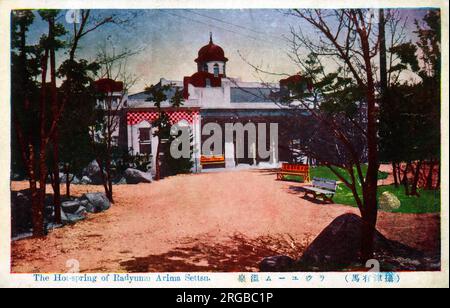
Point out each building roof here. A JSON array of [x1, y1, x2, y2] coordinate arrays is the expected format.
[[95, 78, 124, 93], [230, 87, 276, 103], [195, 34, 228, 63], [280, 74, 313, 91], [128, 86, 182, 105]]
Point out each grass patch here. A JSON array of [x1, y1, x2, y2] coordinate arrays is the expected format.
[[311, 165, 389, 181], [282, 165, 439, 214], [334, 184, 440, 214]]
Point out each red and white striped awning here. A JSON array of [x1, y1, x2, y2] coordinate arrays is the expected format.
[[127, 110, 199, 125]]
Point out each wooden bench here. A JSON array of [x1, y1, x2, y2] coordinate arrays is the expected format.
[[303, 177, 337, 203], [200, 154, 225, 167], [276, 163, 311, 182]]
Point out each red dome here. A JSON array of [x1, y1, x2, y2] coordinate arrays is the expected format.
[[95, 78, 124, 93], [195, 35, 228, 63]]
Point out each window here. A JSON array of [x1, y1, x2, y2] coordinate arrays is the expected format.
[[139, 144, 151, 155], [213, 64, 219, 77], [205, 78, 211, 87], [139, 128, 151, 142], [203, 63, 208, 72], [139, 128, 152, 155]]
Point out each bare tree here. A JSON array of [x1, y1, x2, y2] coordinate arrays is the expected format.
[[261, 9, 412, 261], [49, 9, 136, 223], [90, 46, 138, 202]]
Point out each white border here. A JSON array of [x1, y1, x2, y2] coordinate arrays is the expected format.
[[0, 0, 448, 288]]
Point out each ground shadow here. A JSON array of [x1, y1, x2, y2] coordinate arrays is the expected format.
[[286, 185, 331, 205], [119, 233, 311, 272]]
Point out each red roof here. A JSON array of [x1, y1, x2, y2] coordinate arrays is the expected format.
[[280, 75, 304, 86], [95, 78, 124, 93], [195, 36, 228, 63], [183, 72, 223, 99], [280, 74, 313, 91]]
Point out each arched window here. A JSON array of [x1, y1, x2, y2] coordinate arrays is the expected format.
[[213, 63, 220, 77], [203, 63, 208, 72]]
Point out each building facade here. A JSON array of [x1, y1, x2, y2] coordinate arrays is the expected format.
[[114, 35, 309, 174]]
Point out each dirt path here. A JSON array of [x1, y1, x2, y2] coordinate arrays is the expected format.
[[11, 170, 440, 273]]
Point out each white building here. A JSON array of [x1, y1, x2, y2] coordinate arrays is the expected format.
[[113, 34, 310, 174]]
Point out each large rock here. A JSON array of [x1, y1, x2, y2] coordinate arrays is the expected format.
[[295, 213, 426, 271], [11, 190, 56, 237], [124, 168, 153, 184], [59, 172, 70, 183], [259, 255, 296, 272], [59, 173, 81, 184], [82, 161, 103, 185], [61, 200, 85, 214], [379, 191, 401, 211], [114, 177, 127, 185], [80, 192, 111, 213], [80, 176, 92, 185], [61, 207, 87, 224], [11, 191, 32, 235]]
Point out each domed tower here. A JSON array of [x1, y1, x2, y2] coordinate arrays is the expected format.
[[195, 33, 228, 77]]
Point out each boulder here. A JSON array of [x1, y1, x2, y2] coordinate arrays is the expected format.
[[379, 191, 401, 211], [80, 192, 111, 213], [61, 200, 85, 214], [11, 191, 32, 235], [296, 213, 426, 271], [124, 168, 153, 184], [61, 208, 87, 224], [59, 173, 80, 184], [114, 177, 127, 185], [259, 255, 295, 272], [59, 172, 70, 183], [81, 176, 92, 185], [82, 160, 103, 185]]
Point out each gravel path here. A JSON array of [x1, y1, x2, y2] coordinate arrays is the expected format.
[[11, 169, 440, 273]]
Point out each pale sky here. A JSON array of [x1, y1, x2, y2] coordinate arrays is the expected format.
[[24, 9, 431, 93]]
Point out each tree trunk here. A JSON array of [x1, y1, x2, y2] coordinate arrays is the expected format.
[[410, 160, 423, 196], [392, 162, 399, 187], [36, 147, 48, 237], [396, 162, 402, 186], [32, 45, 49, 237], [49, 16, 62, 224], [426, 160, 436, 190], [402, 162, 411, 195], [437, 162, 441, 189], [65, 164, 71, 198], [29, 144, 45, 237], [96, 158, 113, 202], [105, 156, 114, 202], [359, 22, 380, 262], [106, 109, 114, 202], [360, 203, 378, 263], [52, 136, 62, 223], [155, 135, 161, 181]]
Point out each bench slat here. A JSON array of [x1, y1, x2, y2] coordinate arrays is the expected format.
[[277, 163, 311, 182], [312, 182, 336, 191], [277, 171, 309, 176], [311, 177, 337, 191], [304, 186, 335, 195]]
